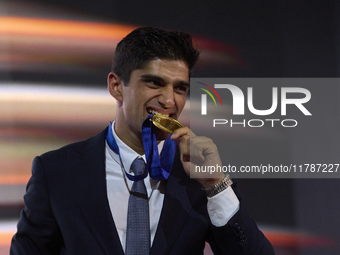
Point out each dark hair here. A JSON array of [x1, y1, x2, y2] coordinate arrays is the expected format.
[[111, 27, 200, 84]]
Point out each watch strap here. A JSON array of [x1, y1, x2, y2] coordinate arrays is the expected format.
[[203, 174, 233, 197]]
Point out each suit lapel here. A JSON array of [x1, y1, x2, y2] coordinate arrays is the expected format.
[[150, 148, 197, 255], [70, 128, 124, 255]]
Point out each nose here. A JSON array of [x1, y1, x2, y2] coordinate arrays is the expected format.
[[159, 86, 175, 109]]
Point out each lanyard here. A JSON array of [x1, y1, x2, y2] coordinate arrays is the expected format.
[[106, 114, 176, 181]]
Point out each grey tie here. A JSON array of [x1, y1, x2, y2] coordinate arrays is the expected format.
[[125, 158, 150, 255]]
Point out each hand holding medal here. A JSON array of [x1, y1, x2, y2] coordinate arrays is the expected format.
[[169, 120, 225, 189]]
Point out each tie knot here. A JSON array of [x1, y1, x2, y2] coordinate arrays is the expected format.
[[130, 157, 146, 176]]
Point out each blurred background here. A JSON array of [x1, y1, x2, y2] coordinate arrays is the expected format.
[[1, 0, 340, 254]]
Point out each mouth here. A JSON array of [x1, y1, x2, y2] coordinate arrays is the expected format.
[[147, 109, 183, 134], [147, 109, 174, 118]]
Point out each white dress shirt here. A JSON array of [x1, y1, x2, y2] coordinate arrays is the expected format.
[[105, 121, 239, 251]]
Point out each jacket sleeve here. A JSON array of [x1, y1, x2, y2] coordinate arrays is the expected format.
[[10, 156, 63, 255], [207, 181, 276, 255]]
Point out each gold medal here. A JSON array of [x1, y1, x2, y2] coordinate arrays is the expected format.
[[150, 115, 183, 133]]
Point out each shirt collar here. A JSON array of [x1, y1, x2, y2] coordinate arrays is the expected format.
[[111, 120, 164, 176]]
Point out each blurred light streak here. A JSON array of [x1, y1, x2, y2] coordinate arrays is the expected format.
[[0, 16, 246, 75], [0, 83, 116, 188], [264, 229, 338, 248], [0, 233, 12, 246], [0, 221, 16, 252], [0, 176, 30, 186], [0, 17, 134, 40], [0, 83, 116, 126]]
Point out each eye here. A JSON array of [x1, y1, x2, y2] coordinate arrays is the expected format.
[[175, 85, 189, 94], [145, 79, 161, 87]]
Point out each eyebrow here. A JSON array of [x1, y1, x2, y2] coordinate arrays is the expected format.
[[140, 74, 190, 87]]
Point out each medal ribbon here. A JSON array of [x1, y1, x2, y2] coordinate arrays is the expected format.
[[106, 114, 176, 181]]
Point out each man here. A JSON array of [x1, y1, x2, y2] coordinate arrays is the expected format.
[[11, 27, 275, 254]]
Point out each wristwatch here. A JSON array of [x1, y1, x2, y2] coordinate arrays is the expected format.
[[204, 174, 233, 197]]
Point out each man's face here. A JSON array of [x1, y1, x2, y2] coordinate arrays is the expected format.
[[113, 59, 190, 142]]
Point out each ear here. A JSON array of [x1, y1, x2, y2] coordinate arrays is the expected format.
[[108, 72, 123, 102]]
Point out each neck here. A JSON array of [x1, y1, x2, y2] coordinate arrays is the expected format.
[[114, 122, 145, 155]]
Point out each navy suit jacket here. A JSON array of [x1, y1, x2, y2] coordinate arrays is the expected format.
[[11, 127, 275, 254]]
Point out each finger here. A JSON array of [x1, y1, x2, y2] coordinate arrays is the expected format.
[[170, 126, 197, 140], [177, 133, 190, 162], [190, 137, 214, 164]]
